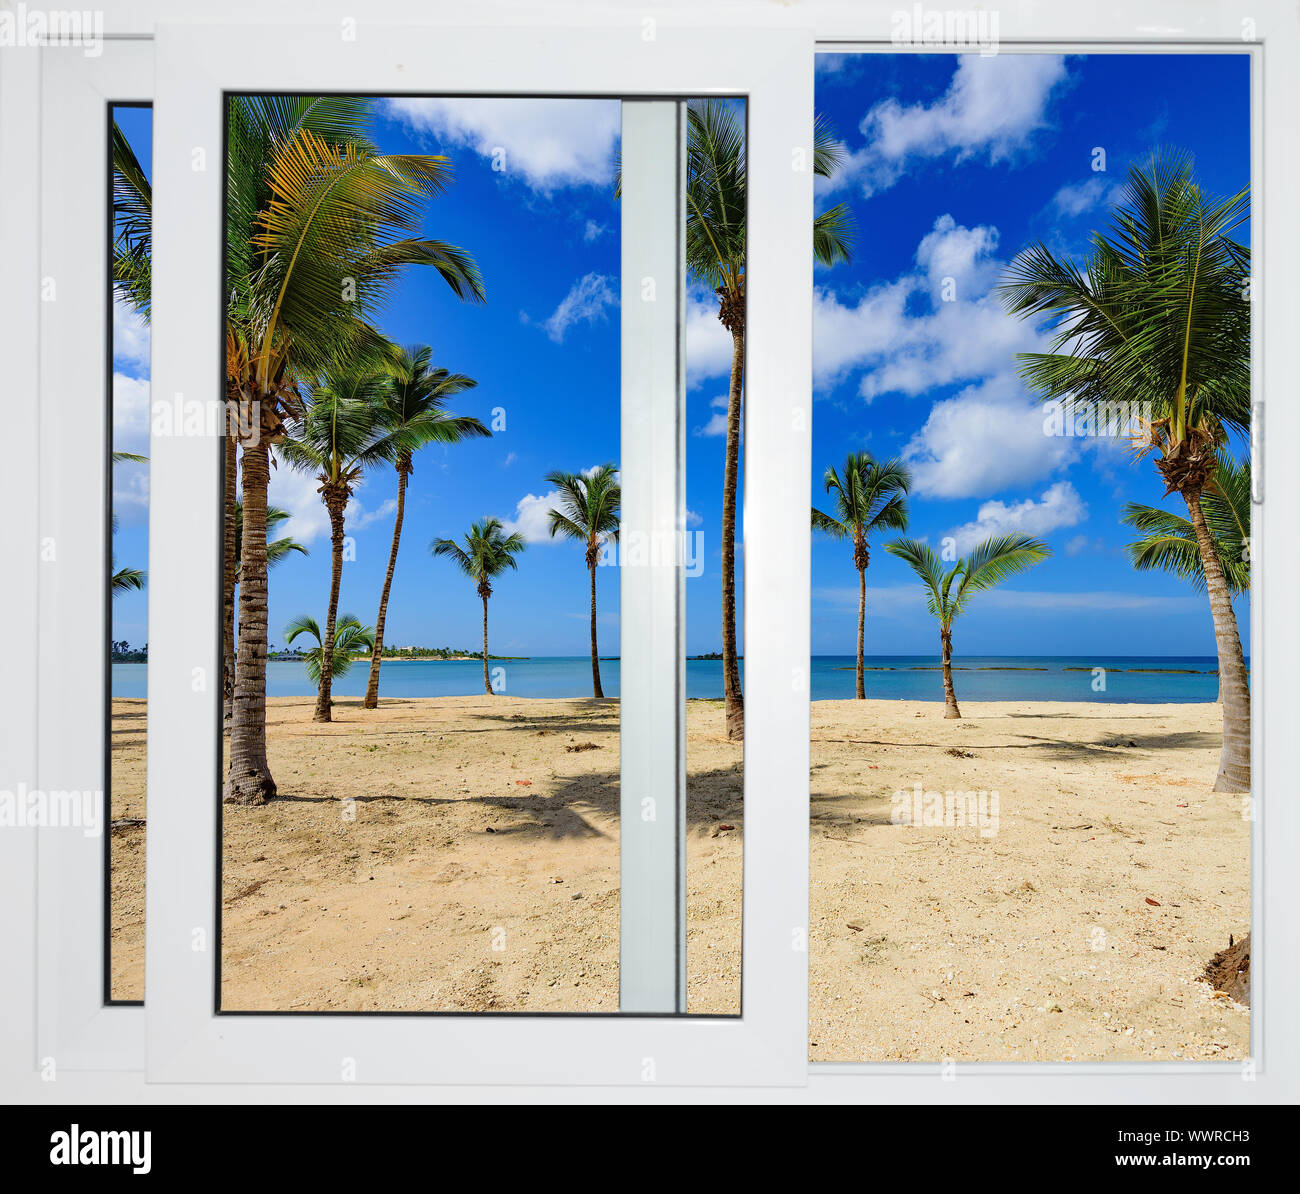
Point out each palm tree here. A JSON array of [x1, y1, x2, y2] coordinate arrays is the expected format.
[[545, 464, 621, 698], [683, 100, 855, 740], [431, 518, 526, 695], [886, 535, 1051, 719], [999, 150, 1251, 791], [112, 564, 145, 594], [1122, 451, 1250, 596], [223, 96, 484, 804], [224, 502, 309, 723], [1123, 451, 1250, 702], [811, 453, 911, 698], [362, 346, 488, 709], [111, 121, 151, 318], [278, 357, 402, 722], [283, 613, 374, 687]]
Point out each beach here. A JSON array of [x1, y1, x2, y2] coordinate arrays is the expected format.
[[109, 694, 1249, 1058]]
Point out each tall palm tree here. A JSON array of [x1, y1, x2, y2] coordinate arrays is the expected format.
[[683, 100, 855, 740], [1123, 450, 1250, 703], [111, 121, 151, 319], [885, 535, 1051, 719], [811, 453, 911, 698], [545, 464, 621, 698], [224, 502, 309, 723], [278, 358, 402, 722], [431, 518, 526, 696], [362, 345, 488, 709], [284, 613, 374, 687], [1122, 450, 1251, 596], [224, 96, 484, 804], [999, 149, 1251, 791]]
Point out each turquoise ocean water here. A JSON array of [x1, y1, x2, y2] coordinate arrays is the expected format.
[[112, 655, 1231, 703]]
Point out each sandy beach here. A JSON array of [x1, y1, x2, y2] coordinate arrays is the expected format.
[[109, 694, 1249, 1059]]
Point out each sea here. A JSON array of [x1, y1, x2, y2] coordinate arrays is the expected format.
[[111, 654, 1232, 703]]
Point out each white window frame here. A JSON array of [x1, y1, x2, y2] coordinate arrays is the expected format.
[[34, 38, 153, 1073], [144, 20, 814, 1086]]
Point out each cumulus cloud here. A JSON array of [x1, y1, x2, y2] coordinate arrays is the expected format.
[[693, 395, 730, 438], [383, 97, 620, 192], [813, 213, 1045, 401], [113, 300, 150, 374], [267, 464, 394, 547], [834, 55, 1069, 197], [902, 374, 1075, 499], [685, 287, 733, 385], [945, 480, 1087, 554], [540, 272, 617, 342], [500, 465, 611, 544], [1052, 175, 1120, 217], [582, 219, 606, 242]]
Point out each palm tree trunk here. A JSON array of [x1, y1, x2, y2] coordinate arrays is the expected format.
[[481, 592, 492, 695], [222, 432, 237, 727], [721, 326, 744, 740], [225, 439, 276, 805], [856, 565, 866, 700], [363, 466, 407, 710], [313, 497, 346, 722], [940, 626, 961, 719], [1184, 488, 1250, 791], [589, 562, 604, 699]]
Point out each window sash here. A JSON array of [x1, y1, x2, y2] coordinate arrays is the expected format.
[[144, 19, 814, 1086], [35, 38, 153, 1072]]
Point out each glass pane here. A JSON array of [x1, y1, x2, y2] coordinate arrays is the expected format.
[[683, 99, 746, 1014], [217, 94, 728, 1013], [810, 51, 1252, 1060], [108, 102, 152, 1004]]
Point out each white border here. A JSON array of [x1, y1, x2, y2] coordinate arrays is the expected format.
[[145, 20, 813, 1085], [34, 39, 152, 1073]]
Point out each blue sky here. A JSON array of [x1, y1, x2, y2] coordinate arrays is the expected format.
[[809, 51, 1250, 657], [112, 54, 1251, 659]]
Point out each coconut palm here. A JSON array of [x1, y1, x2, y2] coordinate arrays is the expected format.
[[431, 518, 526, 696], [885, 535, 1051, 719], [278, 357, 403, 722], [362, 346, 488, 709], [112, 565, 145, 594], [224, 503, 308, 723], [111, 120, 151, 319], [283, 613, 374, 687], [812, 453, 911, 698], [683, 100, 855, 740], [224, 96, 484, 804], [1122, 451, 1251, 596], [545, 464, 621, 698], [999, 149, 1251, 790]]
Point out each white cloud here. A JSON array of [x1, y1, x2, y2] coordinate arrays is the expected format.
[[583, 219, 606, 242], [686, 509, 703, 528], [113, 300, 150, 374], [267, 464, 394, 547], [945, 481, 1086, 554], [902, 374, 1076, 499], [541, 272, 617, 342], [812, 214, 1044, 400], [1052, 176, 1119, 217], [383, 97, 620, 192], [346, 498, 397, 533], [836, 55, 1069, 197], [500, 490, 559, 543], [686, 287, 734, 386], [112, 373, 151, 457], [693, 395, 730, 438]]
